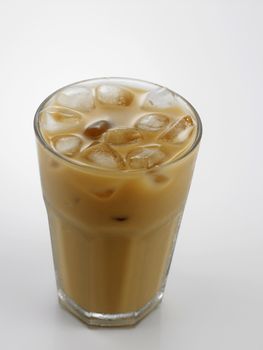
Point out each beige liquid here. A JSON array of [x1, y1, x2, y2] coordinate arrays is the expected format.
[[36, 79, 200, 314]]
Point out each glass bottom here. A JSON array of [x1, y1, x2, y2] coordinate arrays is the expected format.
[[58, 288, 164, 327]]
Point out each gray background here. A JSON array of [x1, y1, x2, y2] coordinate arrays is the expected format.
[[0, 0, 262, 349]]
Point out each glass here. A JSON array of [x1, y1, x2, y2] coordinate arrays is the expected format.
[[34, 78, 202, 326]]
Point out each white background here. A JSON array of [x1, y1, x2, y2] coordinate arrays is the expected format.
[[0, 0, 262, 349]]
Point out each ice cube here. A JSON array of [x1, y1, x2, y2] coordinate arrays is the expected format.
[[84, 120, 111, 139], [147, 170, 170, 185], [49, 159, 60, 168], [96, 85, 134, 106], [56, 85, 94, 112], [151, 173, 169, 183], [81, 143, 125, 169], [127, 146, 167, 169], [159, 115, 194, 143], [53, 135, 82, 156], [135, 113, 170, 131], [104, 128, 142, 145], [143, 87, 177, 109], [41, 107, 82, 133], [92, 189, 116, 199]]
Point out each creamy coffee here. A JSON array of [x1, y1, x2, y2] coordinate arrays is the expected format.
[[35, 78, 201, 326]]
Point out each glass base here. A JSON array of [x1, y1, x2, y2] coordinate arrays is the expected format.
[[58, 289, 164, 327]]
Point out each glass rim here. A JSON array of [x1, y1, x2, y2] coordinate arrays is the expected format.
[[34, 77, 203, 175]]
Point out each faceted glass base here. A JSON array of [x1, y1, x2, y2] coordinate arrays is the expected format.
[[58, 289, 164, 327]]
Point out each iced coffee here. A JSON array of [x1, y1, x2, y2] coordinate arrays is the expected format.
[[34, 78, 202, 326]]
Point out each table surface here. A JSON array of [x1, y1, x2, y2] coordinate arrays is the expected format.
[[1, 0, 262, 349]]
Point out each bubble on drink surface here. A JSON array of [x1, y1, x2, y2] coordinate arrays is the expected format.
[[159, 115, 195, 143], [143, 87, 178, 109], [96, 85, 134, 106], [41, 107, 82, 133], [127, 145, 167, 169], [56, 85, 95, 112], [53, 135, 82, 156], [135, 113, 170, 132], [81, 143, 125, 169], [84, 120, 112, 139], [104, 128, 142, 145]]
